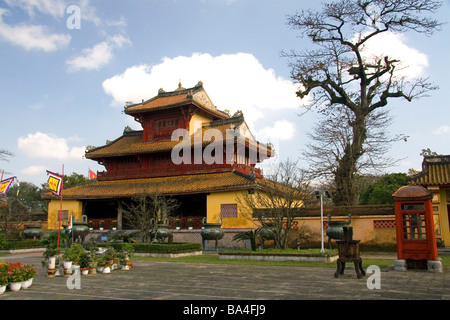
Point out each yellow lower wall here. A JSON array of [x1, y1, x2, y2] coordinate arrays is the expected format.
[[207, 191, 254, 229], [292, 215, 396, 246], [206, 191, 397, 245], [47, 199, 83, 230], [45, 194, 420, 247], [437, 188, 450, 246]]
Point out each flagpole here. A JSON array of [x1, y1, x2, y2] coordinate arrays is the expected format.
[[57, 164, 64, 250]]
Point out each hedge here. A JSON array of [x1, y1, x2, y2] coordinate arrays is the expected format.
[[98, 242, 201, 253], [2, 239, 42, 250]]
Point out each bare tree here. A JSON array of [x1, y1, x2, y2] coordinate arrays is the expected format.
[[238, 159, 313, 249], [121, 191, 179, 243], [303, 105, 407, 204], [0, 149, 14, 163], [283, 0, 442, 205]]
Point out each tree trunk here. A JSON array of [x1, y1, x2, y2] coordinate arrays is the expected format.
[[333, 116, 367, 206]]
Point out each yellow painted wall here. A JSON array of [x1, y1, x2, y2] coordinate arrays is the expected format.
[[189, 111, 213, 135], [437, 188, 450, 246], [290, 215, 396, 246], [206, 190, 254, 229], [47, 199, 83, 230]]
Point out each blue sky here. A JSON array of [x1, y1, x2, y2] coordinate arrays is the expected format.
[[0, 0, 449, 187]]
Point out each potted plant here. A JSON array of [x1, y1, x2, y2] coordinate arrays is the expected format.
[[40, 230, 65, 272], [88, 221, 94, 231], [96, 255, 106, 273], [99, 220, 104, 230], [70, 243, 87, 267], [101, 246, 116, 273], [86, 240, 99, 274], [118, 243, 135, 270], [62, 246, 74, 270], [188, 218, 193, 230], [79, 254, 90, 275], [21, 264, 37, 289], [7, 262, 26, 292], [0, 263, 9, 295], [112, 220, 117, 230], [175, 218, 181, 230]]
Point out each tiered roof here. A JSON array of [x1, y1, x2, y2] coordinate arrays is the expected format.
[[52, 82, 276, 200], [124, 81, 229, 119], [42, 171, 259, 200]]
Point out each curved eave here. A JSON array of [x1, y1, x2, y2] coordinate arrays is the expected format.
[[41, 172, 258, 200]]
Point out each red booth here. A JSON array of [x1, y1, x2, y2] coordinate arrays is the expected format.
[[392, 185, 441, 271]]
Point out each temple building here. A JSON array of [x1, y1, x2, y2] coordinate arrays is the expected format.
[[410, 154, 450, 247], [43, 81, 274, 234]]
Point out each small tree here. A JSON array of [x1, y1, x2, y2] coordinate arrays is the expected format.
[[121, 190, 178, 243], [238, 159, 313, 249], [232, 228, 263, 251]]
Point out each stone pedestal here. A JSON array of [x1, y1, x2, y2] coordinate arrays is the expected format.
[[394, 258, 443, 272], [394, 259, 407, 271], [427, 259, 443, 273]]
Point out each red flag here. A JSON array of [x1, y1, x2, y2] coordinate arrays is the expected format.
[[68, 214, 73, 230], [89, 169, 97, 180]]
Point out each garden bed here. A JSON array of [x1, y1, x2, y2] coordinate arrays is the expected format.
[[219, 249, 339, 263]]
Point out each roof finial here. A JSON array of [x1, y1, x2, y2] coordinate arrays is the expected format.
[[176, 80, 185, 91]]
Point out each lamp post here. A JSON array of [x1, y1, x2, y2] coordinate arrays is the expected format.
[[315, 190, 332, 253]]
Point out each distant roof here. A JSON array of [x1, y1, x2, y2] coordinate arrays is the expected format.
[[124, 81, 229, 119], [410, 155, 450, 186], [42, 171, 259, 200]]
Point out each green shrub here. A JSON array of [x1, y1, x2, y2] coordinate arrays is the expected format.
[[98, 242, 201, 253], [2, 239, 42, 250], [0, 233, 7, 249]]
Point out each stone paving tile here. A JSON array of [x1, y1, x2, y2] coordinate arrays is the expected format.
[[1, 253, 449, 303]]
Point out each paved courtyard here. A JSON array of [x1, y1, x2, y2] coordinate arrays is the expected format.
[[1, 252, 449, 303]]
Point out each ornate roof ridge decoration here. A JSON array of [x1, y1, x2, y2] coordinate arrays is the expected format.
[[125, 84, 228, 120], [122, 81, 203, 110], [123, 81, 228, 119], [422, 155, 450, 165], [158, 80, 201, 97], [203, 112, 244, 128], [410, 154, 450, 186]]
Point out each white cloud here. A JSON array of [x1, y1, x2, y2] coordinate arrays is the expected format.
[[0, 8, 70, 52], [21, 165, 47, 176], [432, 125, 450, 136], [256, 120, 296, 142], [66, 34, 131, 72], [17, 132, 85, 160], [4, 0, 67, 18], [102, 52, 307, 131], [359, 31, 429, 79]]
